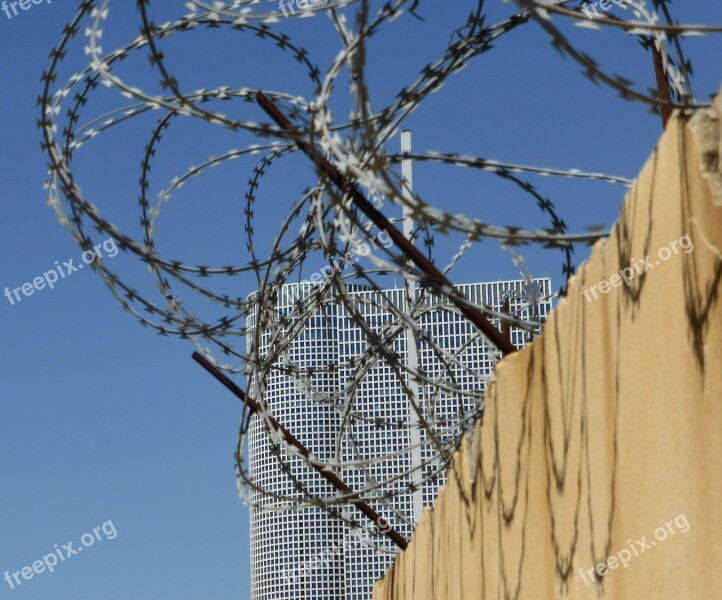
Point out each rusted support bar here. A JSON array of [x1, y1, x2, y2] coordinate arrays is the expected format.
[[192, 351, 409, 550]]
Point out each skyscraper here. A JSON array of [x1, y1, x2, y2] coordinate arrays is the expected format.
[[247, 278, 552, 599]]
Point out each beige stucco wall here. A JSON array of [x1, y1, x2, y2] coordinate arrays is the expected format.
[[374, 96, 722, 599]]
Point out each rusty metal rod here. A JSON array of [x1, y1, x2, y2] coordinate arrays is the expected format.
[[501, 298, 512, 346], [652, 46, 673, 128], [255, 91, 517, 357], [192, 351, 409, 550]]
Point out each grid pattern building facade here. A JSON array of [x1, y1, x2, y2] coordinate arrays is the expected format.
[[247, 279, 552, 600]]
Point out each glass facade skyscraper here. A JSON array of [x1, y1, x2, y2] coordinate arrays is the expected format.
[[247, 278, 552, 600]]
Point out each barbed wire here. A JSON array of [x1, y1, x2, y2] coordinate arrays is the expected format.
[[39, 0, 720, 551]]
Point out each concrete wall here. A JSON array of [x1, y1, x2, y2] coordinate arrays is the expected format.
[[374, 95, 722, 600]]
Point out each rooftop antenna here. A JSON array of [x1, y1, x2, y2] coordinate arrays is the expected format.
[[401, 130, 424, 525]]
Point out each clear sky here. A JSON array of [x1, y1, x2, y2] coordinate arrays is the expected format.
[[1, 2, 722, 599]]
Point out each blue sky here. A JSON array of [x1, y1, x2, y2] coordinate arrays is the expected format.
[[1, 2, 722, 598]]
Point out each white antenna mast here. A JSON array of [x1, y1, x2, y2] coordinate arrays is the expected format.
[[401, 130, 424, 525]]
